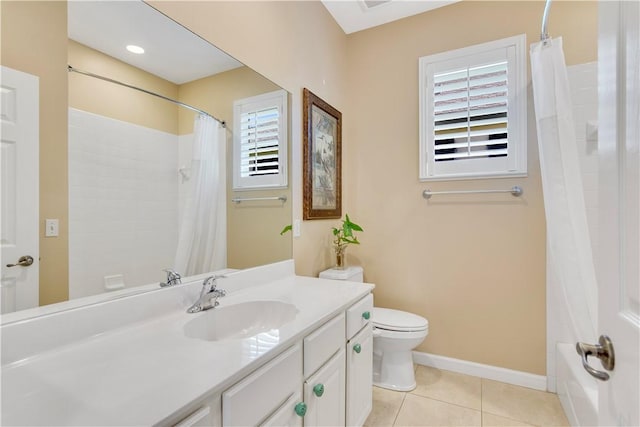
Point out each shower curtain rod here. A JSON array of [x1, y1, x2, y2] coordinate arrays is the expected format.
[[68, 65, 226, 128], [540, 0, 552, 41]]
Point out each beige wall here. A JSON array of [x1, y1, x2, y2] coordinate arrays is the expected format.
[[68, 40, 179, 134], [345, 0, 597, 375], [178, 67, 291, 268], [1, 1, 69, 306]]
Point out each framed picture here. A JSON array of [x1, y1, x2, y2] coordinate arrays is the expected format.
[[303, 88, 342, 220]]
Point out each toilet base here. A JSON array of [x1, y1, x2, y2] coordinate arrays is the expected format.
[[372, 349, 417, 392], [373, 380, 416, 392]]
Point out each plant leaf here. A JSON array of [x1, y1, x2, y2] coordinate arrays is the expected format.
[[280, 225, 292, 235], [349, 222, 363, 232]]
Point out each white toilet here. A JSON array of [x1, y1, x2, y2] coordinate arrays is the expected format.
[[319, 266, 429, 392]]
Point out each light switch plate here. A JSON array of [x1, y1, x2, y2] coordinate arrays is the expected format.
[[45, 219, 59, 237]]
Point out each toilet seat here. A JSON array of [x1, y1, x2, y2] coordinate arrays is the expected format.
[[372, 307, 428, 332], [372, 327, 428, 340]]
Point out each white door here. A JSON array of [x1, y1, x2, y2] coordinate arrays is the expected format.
[[596, 1, 640, 426], [0, 66, 39, 313]]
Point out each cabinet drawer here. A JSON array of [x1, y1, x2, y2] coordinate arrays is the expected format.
[[223, 343, 302, 426], [346, 294, 373, 340], [303, 313, 345, 378]]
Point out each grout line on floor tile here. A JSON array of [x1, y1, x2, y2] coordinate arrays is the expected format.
[[481, 409, 540, 427], [391, 392, 407, 426], [480, 377, 484, 419], [409, 391, 483, 413]]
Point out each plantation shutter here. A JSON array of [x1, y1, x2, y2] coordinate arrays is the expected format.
[[233, 90, 288, 189], [433, 61, 508, 162], [239, 106, 280, 177], [419, 35, 526, 180]]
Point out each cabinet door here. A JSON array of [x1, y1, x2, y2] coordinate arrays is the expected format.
[[346, 326, 373, 427], [260, 392, 303, 427], [303, 348, 346, 427]]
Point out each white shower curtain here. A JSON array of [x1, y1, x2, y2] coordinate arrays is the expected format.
[[174, 114, 226, 276], [530, 37, 597, 342]]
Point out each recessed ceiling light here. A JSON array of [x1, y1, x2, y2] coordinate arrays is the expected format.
[[360, 0, 392, 11], [126, 45, 145, 54]]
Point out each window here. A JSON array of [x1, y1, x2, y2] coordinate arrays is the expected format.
[[233, 89, 288, 189], [419, 35, 527, 181]]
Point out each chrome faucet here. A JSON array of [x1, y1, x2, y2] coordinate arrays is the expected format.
[[187, 275, 227, 313], [160, 269, 182, 287]]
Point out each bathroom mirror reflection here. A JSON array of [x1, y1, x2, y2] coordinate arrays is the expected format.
[[0, 0, 292, 316]]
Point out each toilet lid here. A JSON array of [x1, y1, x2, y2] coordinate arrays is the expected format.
[[373, 307, 428, 332]]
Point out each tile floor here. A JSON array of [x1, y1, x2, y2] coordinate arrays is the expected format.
[[364, 365, 570, 427]]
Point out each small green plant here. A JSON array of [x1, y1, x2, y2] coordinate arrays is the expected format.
[[332, 214, 363, 269], [332, 214, 363, 250], [280, 224, 292, 236]]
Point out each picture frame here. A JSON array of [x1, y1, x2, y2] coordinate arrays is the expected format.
[[302, 88, 342, 220]]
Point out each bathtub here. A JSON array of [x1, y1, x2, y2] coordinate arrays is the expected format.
[[556, 343, 598, 426]]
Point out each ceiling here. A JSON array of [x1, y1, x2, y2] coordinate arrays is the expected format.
[[68, 1, 243, 85], [322, 0, 460, 34]]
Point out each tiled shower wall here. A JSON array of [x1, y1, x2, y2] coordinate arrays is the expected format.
[[68, 109, 179, 299], [546, 61, 598, 390]]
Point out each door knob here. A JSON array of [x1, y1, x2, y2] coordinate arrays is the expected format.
[[576, 335, 615, 381], [6, 255, 34, 268]]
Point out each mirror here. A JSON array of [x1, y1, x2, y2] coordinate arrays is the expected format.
[[0, 0, 292, 317]]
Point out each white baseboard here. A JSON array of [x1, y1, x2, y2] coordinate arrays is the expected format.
[[413, 351, 548, 391]]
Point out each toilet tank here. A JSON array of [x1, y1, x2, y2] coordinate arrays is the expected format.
[[319, 266, 363, 282]]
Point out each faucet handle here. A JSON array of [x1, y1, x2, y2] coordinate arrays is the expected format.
[[203, 274, 226, 286], [164, 269, 181, 279], [160, 269, 182, 287]]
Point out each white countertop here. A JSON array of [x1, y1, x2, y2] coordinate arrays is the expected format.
[[1, 266, 373, 426]]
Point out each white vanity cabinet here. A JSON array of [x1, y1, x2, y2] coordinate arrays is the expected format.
[[345, 294, 374, 427], [200, 295, 373, 427]]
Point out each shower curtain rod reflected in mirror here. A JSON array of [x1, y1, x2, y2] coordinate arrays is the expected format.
[[67, 65, 226, 127]]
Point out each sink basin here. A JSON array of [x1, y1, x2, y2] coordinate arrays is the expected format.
[[183, 300, 298, 341]]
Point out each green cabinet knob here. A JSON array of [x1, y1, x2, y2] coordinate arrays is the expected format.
[[353, 343, 362, 354], [362, 311, 371, 320], [313, 383, 325, 397], [294, 402, 307, 417]]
